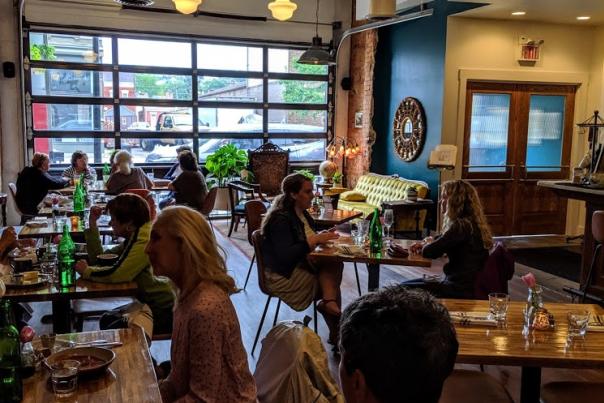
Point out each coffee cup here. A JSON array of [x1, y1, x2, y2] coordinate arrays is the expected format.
[[11, 257, 34, 273], [97, 253, 119, 266]]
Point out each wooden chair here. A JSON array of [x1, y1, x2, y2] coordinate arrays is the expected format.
[[8, 182, 32, 225], [439, 369, 513, 403], [581, 210, 604, 303], [124, 189, 157, 220], [248, 142, 289, 198], [541, 381, 604, 403], [250, 230, 317, 356], [243, 200, 268, 290], [199, 186, 218, 234], [227, 180, 269, 237]]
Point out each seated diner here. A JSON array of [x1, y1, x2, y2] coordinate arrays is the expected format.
[[61, 150, 97, 184], [167, 150, 208, 211], [105, 150, 153, 195]]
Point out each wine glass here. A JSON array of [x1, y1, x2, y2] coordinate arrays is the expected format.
[[383, 209, 394, 242]]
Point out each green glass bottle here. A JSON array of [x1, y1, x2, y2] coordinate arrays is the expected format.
[[58, 224, 76, 288], [0, 299, 23, 403], [369, 208, 383, 256], [73, 178, 85, 214], [103, 163, 111, 184]]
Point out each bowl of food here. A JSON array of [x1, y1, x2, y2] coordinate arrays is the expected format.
[[96, 253, 119, 266], [45, 347, 115, 377]]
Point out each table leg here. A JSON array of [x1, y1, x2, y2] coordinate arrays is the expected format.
[[1, 203, 6, 227], [415, 210, 421, 239], [367, 263, 380, 292], [520, 366, 541, 403], [52, 299, 72, 334]]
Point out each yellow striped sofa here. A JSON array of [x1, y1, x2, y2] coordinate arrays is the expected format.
[[337, 173, 430, 232]]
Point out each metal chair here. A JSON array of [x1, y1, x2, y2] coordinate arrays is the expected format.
[[250, 230, 317, 356], [243, 200, 267, 290], [248, 142, 289, 198], [581, 210, 604, 303], [227, 180, 268, 237]]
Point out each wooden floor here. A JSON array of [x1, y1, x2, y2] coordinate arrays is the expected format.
[[26, 219, 604, 402]]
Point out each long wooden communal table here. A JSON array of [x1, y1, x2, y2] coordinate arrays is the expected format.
[[23, 328, 161, 402], [309, 238, 431, 292], [441, 299, 604, 403], [4, 278, 137, 334], [59, 180, 169, 195], [18, 219, 113, 239]]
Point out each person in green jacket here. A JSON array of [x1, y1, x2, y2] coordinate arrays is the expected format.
[[75, 193, 175, 335]]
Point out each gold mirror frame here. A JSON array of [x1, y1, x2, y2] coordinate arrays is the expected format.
[[393, 97, 426, 162]]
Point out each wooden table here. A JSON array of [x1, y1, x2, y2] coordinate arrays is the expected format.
[[23, 328, 161, 402], [381, 198, 435, 239], [310, 238, 431, 291], [309, 209, 363, 228], [60, 180, 169, 195], [4, 278, 137, 333], [18, 219, 113, 239], [441, 299, 604, 403]]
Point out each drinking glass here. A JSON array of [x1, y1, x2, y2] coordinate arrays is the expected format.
[[567, 310, 590, 338], [355, 221, 369, 244], [383, 209, 394, 241], [488, 293, 509, 322], [51, 360, 80, 397], [351, 230, 364, 246]]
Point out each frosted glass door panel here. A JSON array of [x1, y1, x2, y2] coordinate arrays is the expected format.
[[525, 95, 565, 172]]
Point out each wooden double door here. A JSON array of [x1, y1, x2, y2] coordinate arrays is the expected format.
[[462, 81, 576, 236]]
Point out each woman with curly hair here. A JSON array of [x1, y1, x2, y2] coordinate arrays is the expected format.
[[405, 180, 493, 298]]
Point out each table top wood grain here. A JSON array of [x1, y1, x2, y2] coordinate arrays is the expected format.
[[310, 237, 431, 267], [18, 219, 113, 238], [441, 299, 604, 368], [308, 209, 363, 227], [60, 180, 169, 195], [23, 328, 162, 403], [4, 277, 137, 303]]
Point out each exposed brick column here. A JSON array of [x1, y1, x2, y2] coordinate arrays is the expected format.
[[345, 27, 378, 188]]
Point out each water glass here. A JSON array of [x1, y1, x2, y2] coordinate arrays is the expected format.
[[567, 310, 590, 338], [51, 360, 80, 397], [488, 293, 509, 322], [351, 230, 364, 246]]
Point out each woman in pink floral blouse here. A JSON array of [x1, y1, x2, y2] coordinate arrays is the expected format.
[[145, 206, 256, 403]]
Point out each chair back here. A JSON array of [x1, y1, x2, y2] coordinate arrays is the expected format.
[[245, 200, 267, 246], [200, 186, 218, 217], [248, 142, 289, 197], [8, 183, 22, 215], [252, 230, 271, 295], [593, 211, 604, 244], [125, 189, 156, 220], [474, 242, 515, 300]]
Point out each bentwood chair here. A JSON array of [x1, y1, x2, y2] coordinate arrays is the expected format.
[[227, 180, 269, 237], [243, 200, 267, 290], [250, 230, 317, 356], [540, 381, 604, 403], [124, 189, 157, 220], [581, 210, 604, 303], [199, 186, 218, 234]]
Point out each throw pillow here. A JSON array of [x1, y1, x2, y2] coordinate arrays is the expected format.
[[340, 191, 367, 202]]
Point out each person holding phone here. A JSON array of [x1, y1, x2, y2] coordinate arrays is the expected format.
[[261, 173, 343, 346]]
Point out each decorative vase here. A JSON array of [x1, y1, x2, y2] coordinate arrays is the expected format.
[[523, 286, 544, 331], [319, 160, 337, 183]]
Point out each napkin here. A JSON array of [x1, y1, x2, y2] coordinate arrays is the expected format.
[[588, 315, 604, 332], [449, 311, 498, 327], [336, 244, 365, 257]]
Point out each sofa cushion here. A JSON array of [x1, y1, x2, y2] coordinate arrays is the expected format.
[[339, 190, 367, 202]]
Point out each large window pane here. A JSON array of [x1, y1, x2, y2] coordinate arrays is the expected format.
[[34, 137, 113, 164], [268, 79, 327, 104], [272, 138, 326, 161], [268, 109, 326, 133], [29, 33, 112, 64], [118, 39, 191, 68], [31, 68, 112, 97], [33, 103, 114, 131], [199, 108, 262, 131], [526, 95, 565, 172], [198, 138, 262, 161], [197, 44, 262, 72], [124, 138, 193, 163], [198, 76, 262, 102], [268, 48, 328, 75], [121, 107, 194, 132], [468, 93, 510, 172], [120, 73, 192, 100]]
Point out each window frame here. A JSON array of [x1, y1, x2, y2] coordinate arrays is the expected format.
[[24, 26, 333, 166]]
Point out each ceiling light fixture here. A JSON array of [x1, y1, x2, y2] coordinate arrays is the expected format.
[[577, 16, 591, 20], [298, 0, 333, 65], [173, 0, 201, 15], [268, 0, 297, 21], [511, 11, 526, 16]]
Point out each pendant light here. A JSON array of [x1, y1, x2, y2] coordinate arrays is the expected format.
[[268, 0, 297, 21], [173, 0, 201, 14], [298, 0, 333, 65]]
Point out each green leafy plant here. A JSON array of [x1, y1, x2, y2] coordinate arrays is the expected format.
[[332, 171, 343, 184], [205, 143, 248, 187], [30, 44, 56, 61], [295, 169, 315, 181]]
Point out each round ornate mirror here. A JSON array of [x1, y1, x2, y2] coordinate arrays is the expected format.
[[393, 97, 426, 162]]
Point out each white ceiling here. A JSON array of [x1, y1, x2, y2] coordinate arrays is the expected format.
[[452, 0, 604, 26]]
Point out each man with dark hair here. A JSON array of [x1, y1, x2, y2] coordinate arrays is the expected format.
[[168, 151, 208, 211], [163, 145, 194, 180], [339, 286, 458, 403]]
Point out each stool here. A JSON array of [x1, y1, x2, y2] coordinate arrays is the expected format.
[[581, 210, 604, 303], [0, 193, 7, 226], [439, 369, 513, 403], [541, 381, 604, 403]]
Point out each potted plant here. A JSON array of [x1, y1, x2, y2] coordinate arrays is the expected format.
[[205, 143, 248, 210], [332, 171, 343, 187]]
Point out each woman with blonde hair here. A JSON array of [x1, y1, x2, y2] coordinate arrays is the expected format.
[[106, 150, 153, 194], [405, 180, 493, 298], [145, 206, 256, 403]]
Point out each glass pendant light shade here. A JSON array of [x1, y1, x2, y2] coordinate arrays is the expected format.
[[173, 0, 201, 14], [268, 0, 297, 21], [298, 37, 333, 65]]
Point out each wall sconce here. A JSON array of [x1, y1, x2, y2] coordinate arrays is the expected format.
[[173, 0, 201, 14], [268, 0, 297, 21]]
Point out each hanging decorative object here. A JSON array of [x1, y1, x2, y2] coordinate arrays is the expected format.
[[268, 0, 297, 21], [172, 0, 201, 14], [298, 0, 333, 65], [393, 97, 426, 162]]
